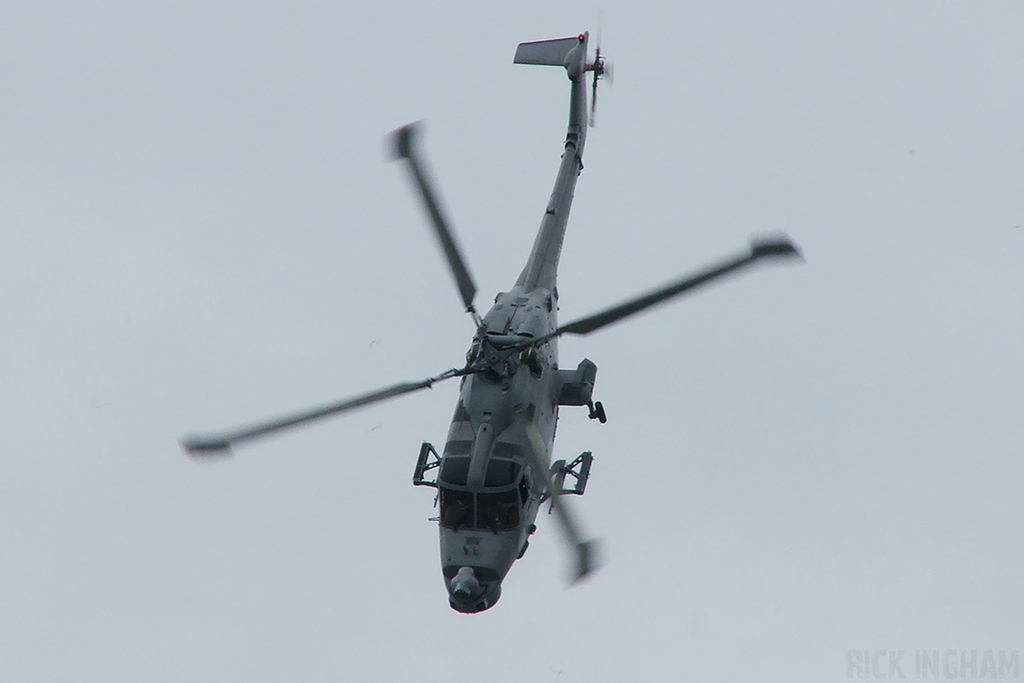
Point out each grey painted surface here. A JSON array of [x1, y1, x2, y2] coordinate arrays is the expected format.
[[2, 2, 1023, 681]]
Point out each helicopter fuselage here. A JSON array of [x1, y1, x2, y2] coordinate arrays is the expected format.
[[430, 35, 594, 613], [436, 286, 561, 612]]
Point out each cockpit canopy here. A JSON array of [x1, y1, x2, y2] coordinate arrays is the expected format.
[[439, 456, 521, 487], [437, 440, 530, 532], [438, 454, 529, 533], [440, 488, 521, 532]]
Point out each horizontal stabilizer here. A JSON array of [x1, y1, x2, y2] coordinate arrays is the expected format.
[[514, 36, 581, 66]]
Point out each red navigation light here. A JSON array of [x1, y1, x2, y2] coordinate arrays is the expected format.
[[578, 34, 585, 42]]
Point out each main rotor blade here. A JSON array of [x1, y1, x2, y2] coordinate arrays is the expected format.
[[388, 122, 478, 315], [555, 235, 801, 338], [514, 414, 599, 585], [180, 367, 468, 457]]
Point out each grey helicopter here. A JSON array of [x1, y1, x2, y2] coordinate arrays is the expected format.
[[181, 32, 801, 613]]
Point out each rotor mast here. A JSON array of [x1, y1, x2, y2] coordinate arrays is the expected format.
[[516, 33, 592, 294]]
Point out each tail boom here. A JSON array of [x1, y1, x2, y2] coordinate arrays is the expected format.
[[514, 32, 591, 293]]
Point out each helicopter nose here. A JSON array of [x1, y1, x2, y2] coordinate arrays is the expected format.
[[449, 566, 481, 599]]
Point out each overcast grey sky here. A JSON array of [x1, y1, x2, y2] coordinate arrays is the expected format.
[[2, 1, 1023, 681]]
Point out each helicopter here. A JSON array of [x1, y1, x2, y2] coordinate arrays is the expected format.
[[181, 32, 802, 613]]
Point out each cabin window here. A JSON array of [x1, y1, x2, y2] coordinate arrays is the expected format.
[[519, 475, 531, 508], [440, 488, 474, 531], [439, 457, 471, 486], [477, 490, 520, 531], [484, 458, 520, 487]]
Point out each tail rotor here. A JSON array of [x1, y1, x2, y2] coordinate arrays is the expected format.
[[588, 43, 613, 127]]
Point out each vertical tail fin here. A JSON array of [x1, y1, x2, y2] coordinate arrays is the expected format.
[[513, 35, 584, 67]]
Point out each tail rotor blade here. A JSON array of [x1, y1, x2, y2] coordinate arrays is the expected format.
[[588, 28, 612, 128], [388, 122, 479, 318], [180, 367, 469, 456]]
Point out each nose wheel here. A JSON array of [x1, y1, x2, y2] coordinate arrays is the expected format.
[[587, 400, 607, 423]]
